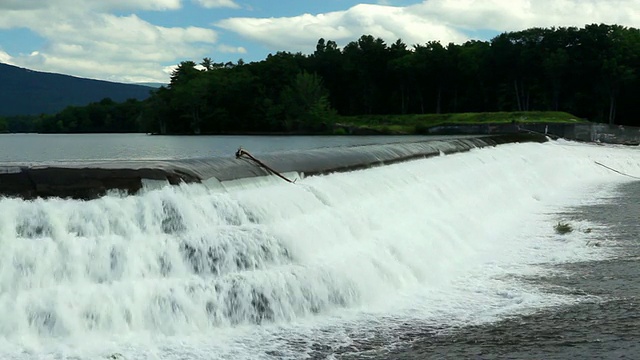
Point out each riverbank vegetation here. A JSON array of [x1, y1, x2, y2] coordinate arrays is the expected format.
[[2, 24, 638, 134], [340, 111, 584, 134]]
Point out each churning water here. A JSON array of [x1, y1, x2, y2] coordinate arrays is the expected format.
[[1, 140, 639, 359]]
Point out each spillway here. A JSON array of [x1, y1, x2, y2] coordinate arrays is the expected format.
[[0, 134, 545, 199], [1, 139, 639, 359]]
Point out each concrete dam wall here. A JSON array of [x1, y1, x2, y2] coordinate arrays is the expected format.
[[427, 122, 640, 145], [0, 133, 547, 200]]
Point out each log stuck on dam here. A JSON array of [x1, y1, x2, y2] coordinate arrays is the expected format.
[[0, 133, 547, 200]]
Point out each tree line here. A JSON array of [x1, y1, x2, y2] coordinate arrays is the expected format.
[[2, 24, 639, 134]]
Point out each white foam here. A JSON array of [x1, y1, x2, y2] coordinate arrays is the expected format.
[[0, 140, 638, 359]]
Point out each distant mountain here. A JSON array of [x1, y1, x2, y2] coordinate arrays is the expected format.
[[135, 82, 166, 88], [0, 63, 154, 116]]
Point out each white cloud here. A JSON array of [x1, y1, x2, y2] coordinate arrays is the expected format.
[[0, 2, 219, 83], [1, 0, 638, 83], [0, 0, 183, 12], [0, 50, 14, 64], [0, 0, 46, 11], [21, 52, 170, 83], [0, 0, 243, 12], [217, 44, 248, 53], [217, 4, 468, 53], [412, 0, 640, 31], [193, 0, 240, 9], [90, 0, 183, 11], [218, 0, 640, 56]]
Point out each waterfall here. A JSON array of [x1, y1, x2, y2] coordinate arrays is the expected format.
[[1, 140, 638, 358]]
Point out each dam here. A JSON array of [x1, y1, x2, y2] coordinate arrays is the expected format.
[[1, 134, 639, 359], [0, 133, 546, 199]]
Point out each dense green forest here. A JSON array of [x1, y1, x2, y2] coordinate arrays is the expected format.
[[2, 24, 639, 134]]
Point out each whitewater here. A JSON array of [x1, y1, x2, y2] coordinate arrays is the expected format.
[[0, 139, 639, 359]]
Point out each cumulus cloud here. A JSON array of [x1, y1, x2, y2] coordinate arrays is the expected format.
[[218, 0, 640, 55], [217, 44, 248, 53], [0, 0, 183, 12], [0, 1, 221, 82], [217, 4, 468, 53], [193, 0, 240, 9], [1, 0, 639, 83], [0, 0, 46, 11], [0, 50, 14, 64], [413, 0, 640, 31], [95, 0, 183, 11]]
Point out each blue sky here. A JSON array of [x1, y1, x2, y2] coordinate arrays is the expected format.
[[0, 0, 638, 84]]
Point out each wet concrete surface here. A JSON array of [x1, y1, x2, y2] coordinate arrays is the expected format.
[[0, 134, 546, 199]]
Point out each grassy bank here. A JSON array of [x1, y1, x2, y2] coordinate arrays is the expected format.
[[335, 111, 586, 134]]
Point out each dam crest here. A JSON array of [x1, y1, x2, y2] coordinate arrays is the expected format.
[[0, 134, 547, 199]]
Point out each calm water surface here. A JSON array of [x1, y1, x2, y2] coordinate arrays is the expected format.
[[0, 133, 438, 162]]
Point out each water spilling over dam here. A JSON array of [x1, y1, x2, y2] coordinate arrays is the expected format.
[[0, 134, 545, 199], [1, 136, 639, 359]]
